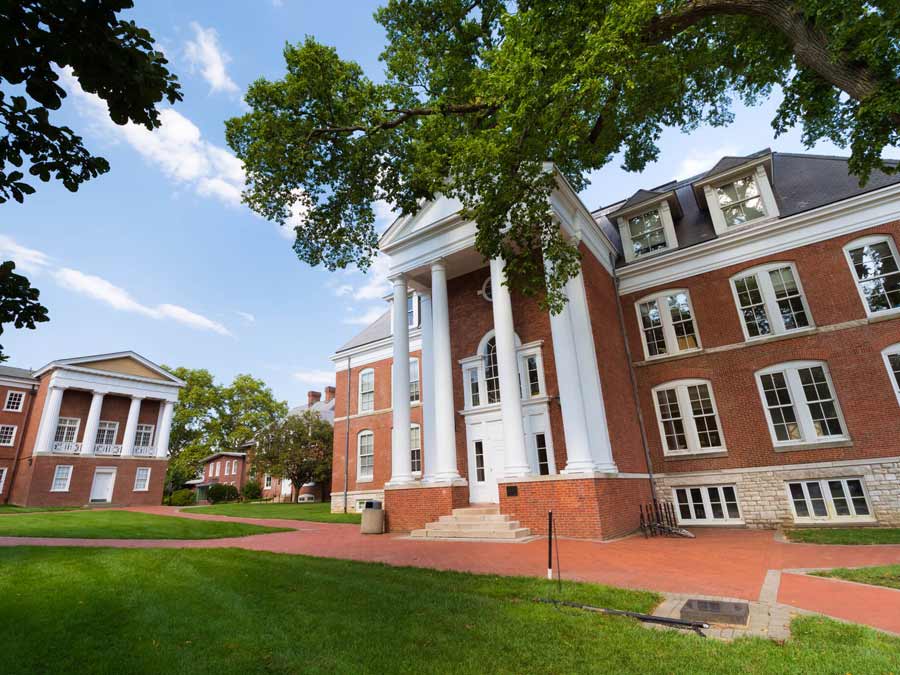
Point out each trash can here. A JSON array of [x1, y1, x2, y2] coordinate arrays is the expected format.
[[360, 500, 384, 534]]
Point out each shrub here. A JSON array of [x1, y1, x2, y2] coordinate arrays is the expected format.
[[242, 480, 262, 501], [208, 483, 239, 504], [169, 489, 195, 507]]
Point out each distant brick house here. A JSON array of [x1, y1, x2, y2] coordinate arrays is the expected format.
[[329, 149, 900, 539], [0, 351, 183, 507], [193, 388, 336, 502]]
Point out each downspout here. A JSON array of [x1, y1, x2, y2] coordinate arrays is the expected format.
[[343, 355, 351, 514], [610, 252, 657, 497], [5, 383, 38, 504]]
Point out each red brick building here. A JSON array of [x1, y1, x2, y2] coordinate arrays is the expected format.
[[329, 150, 900, 539], [0, 352, 183, 507]]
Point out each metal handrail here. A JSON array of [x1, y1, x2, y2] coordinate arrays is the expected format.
[[51, 441, 81, 454]]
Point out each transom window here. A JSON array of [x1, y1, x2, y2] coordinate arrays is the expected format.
[[715, 174, 766, 227], [674, 485, 741, 524], [134, 467, 151, 492], [884, 344, 900, 405], [357, 431, 374, 481], [95, 421, 118, 445], [627, 209, 666, 258], [652, 380, 724, 456], [845, 236, 900, 315], [461, 334, 545, 409], [4, 391, 24, 412], [0, 425, 16, 446], [731, 263, 811, 339], [54, 417, 80, 444], [358, 369, 375, 413], [409, 358, 421, 403], [636, 290, 700, 359], [756, 362, 847, 446], [134, 424, 155, 447], [410, 424, 421, 474], [51, 465, 73, 492], [788, 478, 871, 522]]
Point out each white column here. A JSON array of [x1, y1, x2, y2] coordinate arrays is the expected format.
[[428, 260, 462, 481], [80, 392, 105, 456], [388, 275, 413, 485], [121, 396, 143, 456], [155, 400, 175, 458], [34, 385, 64, 453], [490, 257, 530, 477], [419, 293, 437, 481]]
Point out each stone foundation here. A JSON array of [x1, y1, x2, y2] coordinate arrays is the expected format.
[[654, 457, 900, 528], [330, 488, 385, 513], [383, 482, 469, 532]]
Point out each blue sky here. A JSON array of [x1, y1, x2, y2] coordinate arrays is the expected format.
[[1, 0, 853, 406]]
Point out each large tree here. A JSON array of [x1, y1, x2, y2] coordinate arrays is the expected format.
[[162, 366, 288, 491], [0, 261, 48, 362], [227, 0, 900, 310], [253, 410, 333, 500]]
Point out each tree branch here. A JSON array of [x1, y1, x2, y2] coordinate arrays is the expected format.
[[308, 102, 498, 138]]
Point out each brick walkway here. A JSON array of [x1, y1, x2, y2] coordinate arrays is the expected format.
[[3, 506, 899, 636]]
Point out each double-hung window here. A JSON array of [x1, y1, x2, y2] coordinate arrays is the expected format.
[[54, 417, 80, 446], [95, 421, 118, 446], [884, 344, 900, 405], [636, 290, 700, 359], [4, 391, 24, 412], [264, 474, 272, 489], [51, 465, 73, 492], [674, 485, 741, 524], [626, 209, 667, 258], [756, 361, 847, 446], [844, 235, 900, 316], [410, 424, 421, 474], [407, 294, 419, 328], [787, 478, 872, 522], [134, 424, 154, 448], [731, 263, 812, 339], [652, 380, 725, 456], [0, 425, 16, 446], [358, 369, 375, 413], [134, 467, 151, 492], [409, 358, 421, 403], [714, 173, 767, 227], [0, 467, 6, 494], [357, 431, 374, 481]]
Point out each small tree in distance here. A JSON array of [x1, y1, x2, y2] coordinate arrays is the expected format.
[[253, 410, 333, 502]]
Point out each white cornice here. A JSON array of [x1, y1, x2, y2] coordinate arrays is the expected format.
[[616, 182, 900, 295], [332, 331, 424, 369]]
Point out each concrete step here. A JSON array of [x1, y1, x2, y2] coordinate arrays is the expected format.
[[416, 527, 532, 539], [438, 513, 512, 524], [451, 506, 500, 517], [427, 519, 521, 531]]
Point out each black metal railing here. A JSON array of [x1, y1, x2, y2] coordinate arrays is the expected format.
[[639, 500, 694, 538]]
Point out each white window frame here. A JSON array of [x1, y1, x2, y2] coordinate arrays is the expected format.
[[729, 262, 814, 341], [410, 423, 422, 476], [215, 461, 221, 478], [786, 477, 874, 523], [754, 361, 849, 447], [672, 484, 743, 525], [54, 417, 80, 444], [134, 423, 155, 448], [95, 420, 118, 446], [133, 467, 151, 492], [0, 467, 6, 494], [702, 164, 779, 235], [882, 343, 900, 406], [409, 358, 421, 403], [635, 289, 702, 360], [651, 379, 726, 456], [0, 424, 16, 447], [843, 235, 900, 318], [357, 430, 374, 482], [51, 465, 73, 492], [358, 368, 375, 414], [264, 473, 272, 489], [3, 390, 25, 412], [459, 333, 545, 409], [517, 346, 546, 400], [617, 200, 679, 263], [407, 293, 419, 329]]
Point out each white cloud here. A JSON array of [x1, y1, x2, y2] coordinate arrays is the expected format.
[[292, 369, 335, 387], [343, 306, 387, 326], [0, 235, 52, 274], [184, 23, 240, 96], [676, 145, 741, 180], [235, 311, 256, 323], [351, 254, 391, 301], [58, 67, 246, 209]]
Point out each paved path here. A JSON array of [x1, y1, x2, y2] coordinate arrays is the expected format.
[[3, 506, 899, 636]]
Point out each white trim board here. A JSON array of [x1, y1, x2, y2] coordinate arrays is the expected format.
[[654, 455, 900, 479]]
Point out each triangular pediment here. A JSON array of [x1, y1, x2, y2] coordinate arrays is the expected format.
[[379, 195, 464, 250], [38, 351, 184, 385]]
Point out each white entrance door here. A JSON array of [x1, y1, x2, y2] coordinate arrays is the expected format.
[[466, 419, 504, 503], [89, 468, 116, 503]]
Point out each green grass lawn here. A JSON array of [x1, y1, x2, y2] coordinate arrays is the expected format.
[[0, 510, 290, 539], [0, 505, 81, 514], [1, 548, 899, 674], [785, 527, 900, 545], [187, 501, 362, 524], [813, 565, 900, 590]]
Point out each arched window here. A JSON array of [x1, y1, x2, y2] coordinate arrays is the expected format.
[[357, 431, 374, 481], [484, 337, 500, 403]]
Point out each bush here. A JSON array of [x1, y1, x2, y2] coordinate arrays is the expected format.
[[208, 483, 239, 504], [242, 480, 262, 501], [169, 489, 196, 507]]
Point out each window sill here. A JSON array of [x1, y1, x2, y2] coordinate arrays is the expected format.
[[356, 477, 374, 484], [792, 517, 877, 526], [663, 450, 728, 461], [867, 309, 900, 324], [642, 348, 703, 364], [742, 327, 817, 345], [773, 439, 853, 453]]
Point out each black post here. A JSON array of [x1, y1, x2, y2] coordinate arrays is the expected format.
[[547, 511, 553, 580]]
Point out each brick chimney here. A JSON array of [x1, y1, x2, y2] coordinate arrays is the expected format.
[[307, 390, 322, 407], [324, 386, 336, 403]]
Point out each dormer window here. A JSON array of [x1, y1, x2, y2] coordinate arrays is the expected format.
[[616, 197, 679, 263], [627, 210, 666, 258], [715, 174, 766, 227]]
